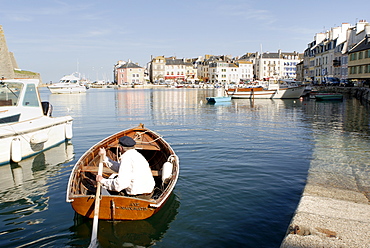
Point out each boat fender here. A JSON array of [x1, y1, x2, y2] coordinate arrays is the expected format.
[[162, 161, 173, 183], [65, 121, 73, 139], [30, 132, 49, 144], [11, 138, 22, 163]]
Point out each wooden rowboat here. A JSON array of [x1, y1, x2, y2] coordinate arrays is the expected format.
[[66, 123, 179, 220]]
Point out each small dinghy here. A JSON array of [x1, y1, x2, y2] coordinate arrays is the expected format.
[[66, 123, 179, 220]]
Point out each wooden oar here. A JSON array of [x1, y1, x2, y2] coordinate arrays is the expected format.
[[88, 155, 104, 248]]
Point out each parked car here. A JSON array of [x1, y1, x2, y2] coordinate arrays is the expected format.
[[324, 77, 340, 86]]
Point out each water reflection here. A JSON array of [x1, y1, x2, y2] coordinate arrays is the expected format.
[[70, 193, 179, 247], [0, 141, 74, 211], [48, 91, 87, 114], [206, 101, 232, 107]]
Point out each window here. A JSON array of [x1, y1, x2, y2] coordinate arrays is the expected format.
[[365, 65, 370, 73], [0, 82, 23, 106], [23, 84, 39, 107], [359, 51, 363, 60]]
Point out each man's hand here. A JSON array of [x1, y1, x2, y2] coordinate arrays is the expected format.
[[98, 147, 106, 158], [96, 175, 104, 183]]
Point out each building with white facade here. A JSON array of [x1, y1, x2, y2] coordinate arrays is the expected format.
[[148, 56, 197, 83], [302, 20, 370, 84], [239, 50, 302, 80], [197, 55, 253, 84]]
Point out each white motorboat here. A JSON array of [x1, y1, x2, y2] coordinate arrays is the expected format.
[[48, 73, 87, 94], [0, 79, 73, 164]]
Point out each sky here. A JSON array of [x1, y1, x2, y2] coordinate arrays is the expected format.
[[1, 0, 369, 83]]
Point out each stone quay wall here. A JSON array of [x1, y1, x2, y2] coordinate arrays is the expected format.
[[281, 86, 370, 248]]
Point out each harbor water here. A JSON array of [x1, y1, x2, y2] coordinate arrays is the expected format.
[[0, 87, 369, 248]]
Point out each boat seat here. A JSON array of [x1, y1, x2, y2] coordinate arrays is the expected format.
[[107, 140, 161, 151], [135, 143, 161, 151], [79, 165, 115, 174], [80, 165, 160, 177], [0, 99, 12, 106]]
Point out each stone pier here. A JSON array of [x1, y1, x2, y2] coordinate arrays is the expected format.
[[281, 87, 370, 247]]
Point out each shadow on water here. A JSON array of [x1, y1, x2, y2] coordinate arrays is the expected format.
[[69, 193, 180, 247]]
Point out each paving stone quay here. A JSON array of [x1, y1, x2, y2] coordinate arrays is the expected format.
[[280, 148, 370, 248]]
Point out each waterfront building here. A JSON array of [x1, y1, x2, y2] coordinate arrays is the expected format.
[[240, 50, 302, 80], [333, 40, 348, 80], [114, 60, 145, 85], [237, 61, 254, 82], [303, 20, 370, 84], [148, 56, 165, 83], [148, 56, 197, 84], [205, 55, 233, 84], [296, 60, 304, 82], [164, 57, 192, 83], [348, 35, 370, 85], [196, 55, 253, 84]]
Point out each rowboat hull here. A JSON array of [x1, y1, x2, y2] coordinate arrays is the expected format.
[[70, 195, 161, 220], [66, 123, 179, 220]]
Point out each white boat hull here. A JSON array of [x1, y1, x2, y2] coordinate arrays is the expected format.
[[48, 85, 87, 94], [0, 115, 73, 164], [228, 87, 305, 99], [206, 96, 232, 103]]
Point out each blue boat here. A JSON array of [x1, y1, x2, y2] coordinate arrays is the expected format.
[[206, 96, 232, 103]]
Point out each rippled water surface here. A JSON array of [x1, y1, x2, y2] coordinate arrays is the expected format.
[[1, 87, 369, 248]]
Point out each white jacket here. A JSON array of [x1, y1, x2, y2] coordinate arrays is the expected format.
[[101, 149, 155, 195]]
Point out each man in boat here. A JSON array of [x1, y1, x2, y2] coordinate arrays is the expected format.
[[96, 136, 155, 197]]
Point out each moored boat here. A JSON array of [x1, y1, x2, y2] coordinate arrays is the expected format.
[[226, 80, 305, 99], [48, 73, 87, 94], [226, 85, 304, 99], [66, 123, 179, 221], [0, 79, 73, 164], [314, 93, 343, 101], [206, 96, 231, 103]]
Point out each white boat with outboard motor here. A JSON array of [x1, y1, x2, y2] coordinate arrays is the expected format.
[[48, 73, 87, 94], [0, 78, 73, 164]]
